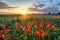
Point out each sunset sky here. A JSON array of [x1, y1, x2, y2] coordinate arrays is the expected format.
[[0, 0, 60, 14]]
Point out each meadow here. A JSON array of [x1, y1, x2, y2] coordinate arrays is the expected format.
[[0, 14, 60, 40]]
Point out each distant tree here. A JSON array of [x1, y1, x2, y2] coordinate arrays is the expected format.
[[48, 12, 51, 15], [58, 12, 60, 15]]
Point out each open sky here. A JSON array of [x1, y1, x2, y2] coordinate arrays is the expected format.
[[0, 0, 60, 6], [0, 0, 60, 14]]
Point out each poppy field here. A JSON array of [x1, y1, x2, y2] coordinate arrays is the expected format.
[[0, 15, 60, 40]]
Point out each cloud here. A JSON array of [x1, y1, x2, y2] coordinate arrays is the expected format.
[[33, 3, 45, 8], [38, 4, 45, 8], [28, 6, 59, 14], [28, 7, 36, 11], [42, 6, 59, 14], [0, 2, 16, 9], [28, 3, 45, 11], [56, 3, 60, 5]]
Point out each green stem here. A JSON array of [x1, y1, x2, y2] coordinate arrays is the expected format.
[[42, 37, 44, 40], [4, 29, 7, 40], [37, 37, 38, 40], [48, 34, 50, 40]]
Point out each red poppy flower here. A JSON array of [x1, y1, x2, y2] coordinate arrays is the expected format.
[[34, 26, 38, 29], [15, 22, 19, 28], [27, 23, 32, 29], [6, 34, 11, 39], [2, 25, 6, 29], [41, 20, 45, 23], [35, 31, 40, 37], [15, 26, 19, 29], [40, 23, 43, 25], [19, 25, 24, 29], [47, 22, 52, 25], [0, 34, 4, 38], [39, 24, 43, 28], [32, 20, 37, 24], [40, 29, 44, 33], [52, 26, 56, 31], [25, 29, 30, 33], [38, 20, 40, 24], [40, 30, 45, 37], [41, 32, 45, 37], [0, 30, 4, 33], [41, 28, 44, 31], [46, 24, 50, 28], [57, 18, 60, 20], [5, 29, 11, 33], [14, 37, 18, 40]]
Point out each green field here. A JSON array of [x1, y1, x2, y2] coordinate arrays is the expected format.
[[0, 14, 60, 40]]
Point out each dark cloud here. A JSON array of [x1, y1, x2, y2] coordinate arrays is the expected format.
[[33, 3, 45, 8], [38, 4, 45, 8], [28, 3, 45, 11], [28, 6, 59, 14], [56, 3, 60, 5], [50, 0, 53, 3], [0, 2, 8, 8], [0, 2, 16, 9], [42, 7, 59, 14], [33, 4, 38, 8]]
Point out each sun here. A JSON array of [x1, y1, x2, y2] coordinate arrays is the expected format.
[[14, 8, 28, 15], [20, 9, 27, 15]]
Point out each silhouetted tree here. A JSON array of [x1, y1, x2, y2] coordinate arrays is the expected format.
[[58, 12, 60, 15], [48, 12, 51, 15]]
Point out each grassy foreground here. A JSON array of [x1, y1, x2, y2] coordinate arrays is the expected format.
[[0, 14, 60, 40]]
